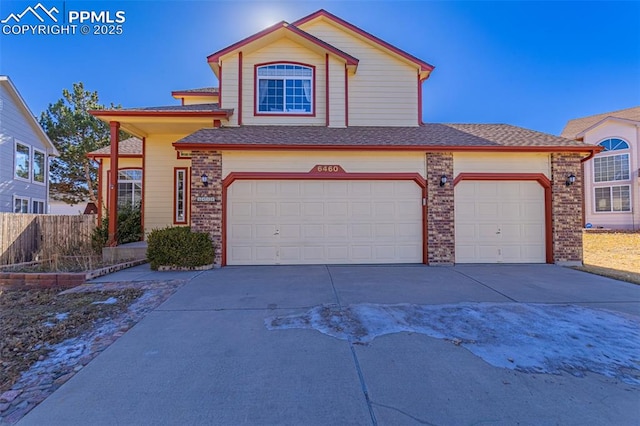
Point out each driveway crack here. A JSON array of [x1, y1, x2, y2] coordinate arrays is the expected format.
[[371, 401, 439, 425], [452, 269, 518, 302]]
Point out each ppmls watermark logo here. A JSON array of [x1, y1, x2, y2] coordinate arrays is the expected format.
[[1, 2, 126, 36]]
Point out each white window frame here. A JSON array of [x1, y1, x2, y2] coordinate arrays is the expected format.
[[593, 185, 632, 213], [32, 148, 46, 185], [117, 169, 142, 210], [592, 152, 630, 183], [32, 198, 46, 214], [174, 168, 188, 224], [256, 63, 314, 115], [14, 140, 31, 182], [13, 195, 30, 213]]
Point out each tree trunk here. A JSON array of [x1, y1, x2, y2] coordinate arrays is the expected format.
[[83, 160, 98, 205]]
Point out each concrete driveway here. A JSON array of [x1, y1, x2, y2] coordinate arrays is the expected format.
[[19, 265, 640, 425]]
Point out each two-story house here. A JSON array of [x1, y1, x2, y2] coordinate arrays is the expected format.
[[90, 10, 598, 267], [562, 106, 640, 230], [0, 76, 59, 214]]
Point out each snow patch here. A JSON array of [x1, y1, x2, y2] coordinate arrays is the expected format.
[[91, 297, 118, 305], [266, 302, 640, 384]]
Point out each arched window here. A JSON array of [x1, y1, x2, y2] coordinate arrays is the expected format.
[[256, 63, 314, 114], [598, 138, 629, 151], [117, 169, 142, 209], [593, 138, 631, 213]]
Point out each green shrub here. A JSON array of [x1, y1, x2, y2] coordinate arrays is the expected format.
[[146, 226, 215, 270], [91, 204, 143, 253]]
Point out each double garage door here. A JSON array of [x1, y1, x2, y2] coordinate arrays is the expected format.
[[227, 180, 423, 265], [226, 179, 546, 265]]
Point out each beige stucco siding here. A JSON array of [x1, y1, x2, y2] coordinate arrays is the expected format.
[[144, 135, 191, 234], [222, 150, 425, 178], [582, 121, 639, 229], [242, 38, 326, 126], [453, 153, 551, 178], [328, 56, 346, 127], [299, 20, 419, 127], [220, 55, 239, 126]]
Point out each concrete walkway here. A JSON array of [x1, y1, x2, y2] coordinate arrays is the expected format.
[[19, 264, 640, 425]]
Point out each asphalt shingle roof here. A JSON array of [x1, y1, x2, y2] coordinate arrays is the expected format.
[[175, 124, 590, 149], [561, 106, 640, 139], [88, 137, 142, 156], [120, 103, 230, 112], [172, 87, 219, 94]]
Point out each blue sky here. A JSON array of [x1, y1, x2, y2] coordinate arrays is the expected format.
[[1, 0, 638, 135]]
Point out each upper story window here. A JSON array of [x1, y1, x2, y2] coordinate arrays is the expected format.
[[15, 142, 30, 181], [593, 138, 630, 183], [256, 63, 313, 114]]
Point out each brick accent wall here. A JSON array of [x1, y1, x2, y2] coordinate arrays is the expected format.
[[190, 151, 223, 266], [426, 153, 455, 264], [551, 153, 583, 264]]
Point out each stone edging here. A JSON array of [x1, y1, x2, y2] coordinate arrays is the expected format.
[[0, 259, 148, 291]]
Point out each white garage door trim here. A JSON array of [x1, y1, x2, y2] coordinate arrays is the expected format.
[[223, 173, 426, 266], [453, 173, 551, 264]]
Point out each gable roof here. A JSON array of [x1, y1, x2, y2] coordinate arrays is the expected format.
[[0, 76, 59, 156], [561, 106, 640, 139], [206, 20, 359, 76], [87, 137, 142, 158], [293, 9, 435, 80], [174, 124, 594, 153]]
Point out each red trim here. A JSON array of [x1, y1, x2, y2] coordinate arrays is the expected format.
[[325, 54, 330, 126], [218, 65, 223, 108], [253, 61, 317, 117], [207, 21, 358, 66], [173, 167, 189, 225], [292, 10, 434, 73], [417, 75, 423, 125], [422, 185, 427, 264], [238, 51, 243, 125], [87, 154, 142, 159], [176, 150, 192, 160], [344, 65, 349, 126], [220, 171, 426, 266], [181, 98, 184, 106], [90, 110, 231, 118], [108, 121, 120, 247], [174, 142, 596, 154], [140, 137, 146, 240], [97, 159, 103, 224], [453, 173, 553, 264]]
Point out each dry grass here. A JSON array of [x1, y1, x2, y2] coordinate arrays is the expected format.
[[578, 232, 640, 284], [0, 288, 143, 392]]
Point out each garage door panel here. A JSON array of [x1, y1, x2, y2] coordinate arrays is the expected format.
[[455, 181, 545, 264], [227, 180, 422, 265]]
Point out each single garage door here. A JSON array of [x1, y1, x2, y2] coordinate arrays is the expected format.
[[227, 180, 422, 265], [455, 181, 545, 263]]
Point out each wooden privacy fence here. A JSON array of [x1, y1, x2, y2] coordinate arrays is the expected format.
[[0, 213, 97, 266]]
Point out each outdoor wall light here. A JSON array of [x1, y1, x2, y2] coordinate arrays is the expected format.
[[565, 173, 576, 187], [201, 173, 209, 187], [439, 175, 448, 187]]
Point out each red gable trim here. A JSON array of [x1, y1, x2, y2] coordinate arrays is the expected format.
[[89, 110, 232, 118], [293, 9, 434, 74], [207, 21, 358, 66]]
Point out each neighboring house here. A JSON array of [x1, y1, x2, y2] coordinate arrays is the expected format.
[[562, 107, 640, 230], [0, 76, 59, 213], [90, 9, 597, 266]]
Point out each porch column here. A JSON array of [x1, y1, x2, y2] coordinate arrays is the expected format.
[[107, 121, 120, 246], [551, 153, 583, 265]]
